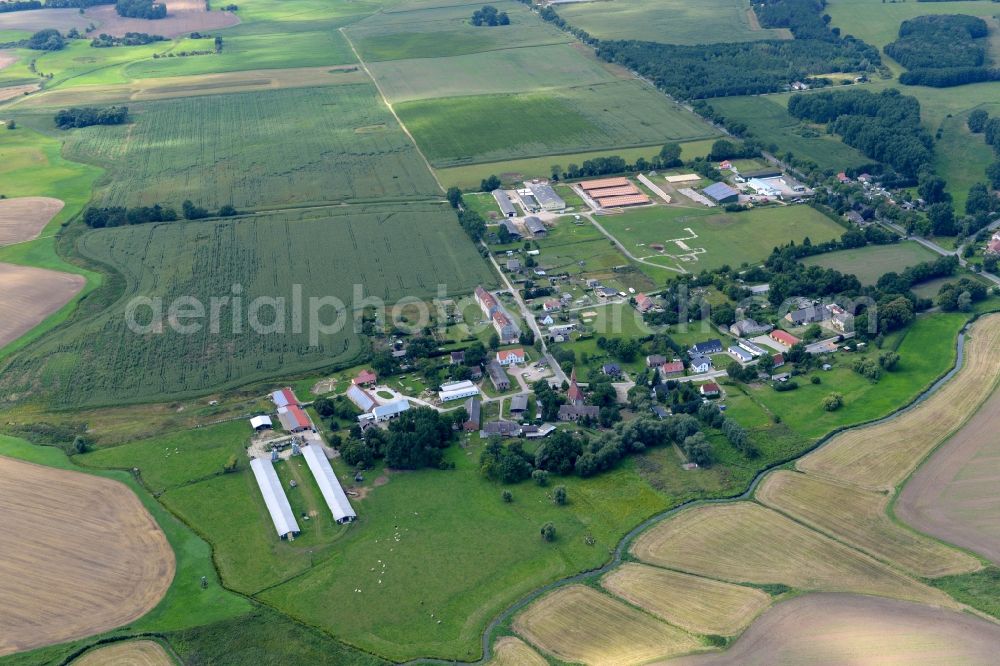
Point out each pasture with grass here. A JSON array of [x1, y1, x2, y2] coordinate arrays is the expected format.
[[799, 242, 941, 286]]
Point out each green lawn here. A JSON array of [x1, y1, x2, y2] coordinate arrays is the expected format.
[[800, 242, 940, 286], [708, 94, 872, 174], [556, 0, 791, 45], [258, 442, 671, 661], [743, 312, 967, 442], [398, 80, 719, 167], [79, 421, 251, 494], [600, 204, 845, 272], [436, 139, 719, 190]]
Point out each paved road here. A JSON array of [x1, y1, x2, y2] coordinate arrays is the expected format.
[[483, 248, 568, 386]]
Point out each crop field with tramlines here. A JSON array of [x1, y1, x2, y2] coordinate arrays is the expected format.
[[58, 85, 441, 211], [0, 204, 493, 407]]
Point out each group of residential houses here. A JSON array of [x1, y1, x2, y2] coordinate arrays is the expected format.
[[987, 232, 1000, 255], [784, 302, 854, 333], [475, 285, 520, 344]]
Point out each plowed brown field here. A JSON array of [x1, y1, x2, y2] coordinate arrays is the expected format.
[[0, 262, 84, 348], [0, 197, 64, 246], [0, 457, 174, 656], [72, 640, 174, 666]]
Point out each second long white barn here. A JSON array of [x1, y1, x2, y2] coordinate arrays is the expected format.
[[300, 444, 357, 524]]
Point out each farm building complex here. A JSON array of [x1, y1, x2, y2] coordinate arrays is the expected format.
[[250, 458, 300, 539], [527, 182, 565, 211], [578, 177, 650, 208], [439, 380, 480, 402], [300, 445, 357, 524]]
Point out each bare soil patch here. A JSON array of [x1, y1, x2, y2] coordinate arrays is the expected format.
[[0, 262, 84, 349], [0, 196, 64, 246], [897, 384, 1000, 565], [0, 52, 16, 71], [72, 640, 174, 666], [0, 8, 91, 33], [0, 83, 39, 103], [664, 593, 1000, 665], [83, 0, 238, 38], [0, 456, 174, 656]]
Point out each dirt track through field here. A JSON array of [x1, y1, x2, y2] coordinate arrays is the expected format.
[[72, 640, 174, 666], [0, 197, 64, 246], [664, 593, 1000, 665], [897, 384, 1000, 565], [0, 262, 84, 349], [0, 457, 174, 656]]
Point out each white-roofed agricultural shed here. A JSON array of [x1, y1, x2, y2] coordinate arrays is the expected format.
[[373, 399, 410, 422], [250, 415, 273, 430], [300, 445, 357, 524], [347, 384, 376, 412], [439, 380, 480, 402], [250, 457, 300, 539]]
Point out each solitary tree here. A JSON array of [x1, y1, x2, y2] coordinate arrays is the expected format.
[[540, 521, 556, 541], [553, 485, 567, 505], [823, 392, 844, 411], [501, 489, 513, 503], [532, 469, 549, 486]]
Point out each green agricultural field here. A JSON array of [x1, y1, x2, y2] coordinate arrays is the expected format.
[[398, 80, 719, 167], [0, 204, 494, 407], [369, 43, 621, 103], [600, 204, 845, 272], [436, 139, 718, 190], [935, 111, 995, 213], [555, 0, 791, 45], [800, 242, 940, 286], [826, 0, 993, 50], [44, 85, 440, 211], [123, 29, 359, 79], [347, 0, 567, 61], [709, 94, 872, 173]]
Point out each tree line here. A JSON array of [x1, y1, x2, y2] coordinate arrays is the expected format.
[[1, 0, 110, 11], [83, 201, 240, 227], [887, 14, 996, 88], [787, 88, 933, 178], [91, 32, 166, 47], [55, 106, 129, 129]]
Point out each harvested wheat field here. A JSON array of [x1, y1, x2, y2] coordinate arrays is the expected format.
[[799, 314, 1000, 491], [0, 197, 64, 246], [0, 456, 174, 656], [72, 640, 174, 666], [898, 383, 1000, 565], [0, 52, 15, 71], [602, 563, 771, 636], [514, 585, 701, 665], [664, 593, 1000, 666], [757, 471, 978, 578], [631, 503, 952, 607], [0, 262, 84, 348], [485, 637, 547, 666], [82, 0, 238, 38]]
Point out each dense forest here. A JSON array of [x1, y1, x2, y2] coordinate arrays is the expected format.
[[887, 15, 996, 87], [115, 0, 166, 19], [54, 106, 129, 129], [787, 89, 933, 177], [581, 0, 880, 99]]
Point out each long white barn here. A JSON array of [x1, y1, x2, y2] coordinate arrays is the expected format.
[[300, 445, 357, 524], [249, 457, 300, 539]]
